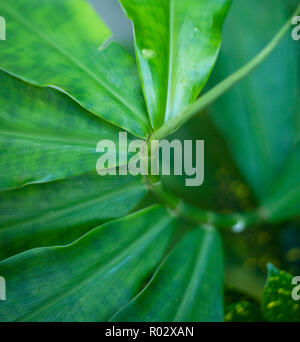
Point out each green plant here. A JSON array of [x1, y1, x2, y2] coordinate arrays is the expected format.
[[0, 0, 299, 322], [225, 264, 300, 322]]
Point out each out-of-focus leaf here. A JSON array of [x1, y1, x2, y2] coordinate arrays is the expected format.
[[120, 0, 231, 129], [208, 0, 299, 201], [224, 282, 263, 322], [0, 205, 175, 322], [0, 173, 147, 261], [225, 285, 261, 306], [261, 142, 300, 221], [225, 301, 262, 322], [112, 226, 224, 322], [0, 71, 138, 191], [161, 112, 256, 212], [280, 224, 300, 274], [262, 263, 300, 322], [0, 0, 150, 138]]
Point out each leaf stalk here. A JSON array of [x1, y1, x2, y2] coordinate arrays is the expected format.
[[150, 3, 300, 141], [145, 175, 260, 232]]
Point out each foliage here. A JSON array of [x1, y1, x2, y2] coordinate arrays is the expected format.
[[262, 264, 300, 322], [225, 301, 262, 322], [225, 264, 300, 322], [0, 0, 299, 322]]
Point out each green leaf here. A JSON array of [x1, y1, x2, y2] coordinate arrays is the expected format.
[[0, 205, 175, 322], [0, 70, 138, 191], [112, 226, 224, 322], [208, 0, 300, 201], [0, 173, 147, 261], [261, 142, 300, 221], [0, 0, 151, 138], [151, 4, 300, 142], [262, 264, 300, 322], [120, 0, 231, 129]]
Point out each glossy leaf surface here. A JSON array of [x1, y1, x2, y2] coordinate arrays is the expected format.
[[0, 173, 147, 261], [0, 205, 175, 322], [112, 227, 224, 322], [120, 0, 231, 129]]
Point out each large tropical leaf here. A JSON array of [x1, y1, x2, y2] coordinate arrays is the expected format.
[[208, 0, 300, 201], [224, 301, 262, 322], [0, 0, 151, 138], [0, 173, 147, 261], [0, 205, 175, 322], [112, 226, 224, 322], [0, 70, 138, 191], [120, 0, 231, 129]]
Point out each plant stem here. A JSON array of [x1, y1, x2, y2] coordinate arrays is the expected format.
[[145, 175, 260, 232], [151, 3, 300, 141]]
